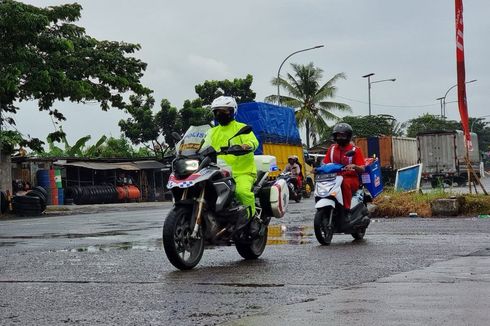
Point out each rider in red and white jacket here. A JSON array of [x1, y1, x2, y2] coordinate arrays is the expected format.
[[322, 123, 365, 210]]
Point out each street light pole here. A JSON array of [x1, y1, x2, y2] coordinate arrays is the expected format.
[[277, 45, 324, 105], [436, 97, 444, 118], [442, 79, 477, 119], [362, 73, 396, 116], [362, 73, 374, 116]]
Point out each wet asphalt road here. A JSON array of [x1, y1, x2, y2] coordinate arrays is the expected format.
[[1, 199, 490, 325]]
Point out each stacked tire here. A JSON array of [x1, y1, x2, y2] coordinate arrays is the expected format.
[[65, 185, 118, 205], [12, 186, 48, 216]]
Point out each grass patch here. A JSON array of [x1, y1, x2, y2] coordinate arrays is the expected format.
[[372, 189, 490, 217], [459, 195, 490, 216]]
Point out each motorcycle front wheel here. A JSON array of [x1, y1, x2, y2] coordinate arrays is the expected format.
[[314, 207, 334, 245], [235, 227, 268, 260], [162, 206, 204, 270]]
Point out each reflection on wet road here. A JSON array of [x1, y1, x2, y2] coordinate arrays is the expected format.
[[267, 224, 314, 245]]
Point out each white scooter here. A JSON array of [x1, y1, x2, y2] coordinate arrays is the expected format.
[[313, 153, 371, 245]]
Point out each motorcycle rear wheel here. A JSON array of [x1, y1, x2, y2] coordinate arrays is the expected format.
[[235, 227, 268, 259], [163, 207, 204, 270], [314, 207, 334, 245]]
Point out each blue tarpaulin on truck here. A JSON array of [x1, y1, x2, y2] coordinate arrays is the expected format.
[[236, 102, 302, 154]]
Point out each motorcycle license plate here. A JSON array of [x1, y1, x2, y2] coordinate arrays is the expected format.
[[315, 173, 336, 182]]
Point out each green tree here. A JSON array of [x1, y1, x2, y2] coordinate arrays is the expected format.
[[195, 75, 256, 105], [469, 117, 490, 153], [0, 129, 44, 155], [406, 114, 461, 138], [0, 0, 150, 147], [155, 99, 179, 149], [265, 63, 351, 148], [97, 137, 135, 158], [119, 97, 213, 157], [178, 99, 213, 133], [118, 95, 164, 156], [322, 115, 405, 140]]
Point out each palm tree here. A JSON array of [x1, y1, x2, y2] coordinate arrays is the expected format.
[[265, 62, 351, 148]]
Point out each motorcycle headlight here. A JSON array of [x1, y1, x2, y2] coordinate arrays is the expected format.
[[173, 159, 199, 177], [185, 160, 199, 172]]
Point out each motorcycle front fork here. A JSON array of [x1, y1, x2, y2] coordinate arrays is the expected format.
[[190, 187, 206, 239]]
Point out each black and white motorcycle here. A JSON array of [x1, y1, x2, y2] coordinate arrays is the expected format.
[[313, 151, 371, 245], [163, 125, 288, 270]]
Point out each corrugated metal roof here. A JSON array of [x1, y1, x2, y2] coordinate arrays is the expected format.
[[133, 160, 168, 170], [53, 160, 169, 171], [54, 161, 140, 171]]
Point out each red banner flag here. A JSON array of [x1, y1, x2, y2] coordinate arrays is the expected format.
[[455, 0, 472, 150]]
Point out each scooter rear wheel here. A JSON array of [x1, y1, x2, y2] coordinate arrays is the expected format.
[[314, 207, 334, 245], [163, 207, 204, 270]]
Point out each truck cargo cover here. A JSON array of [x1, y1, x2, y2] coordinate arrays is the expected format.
[[236, 102, 301, 154]]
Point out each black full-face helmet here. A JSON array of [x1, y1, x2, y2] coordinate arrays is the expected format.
[[332, 123, 353, 146]]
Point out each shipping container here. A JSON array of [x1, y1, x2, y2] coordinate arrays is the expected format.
[[417, 130, 480, 186], [353, 136, 418, 185], [354, 136, 417, 169]]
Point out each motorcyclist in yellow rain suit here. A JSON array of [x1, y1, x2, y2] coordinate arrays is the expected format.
[[203, 96, 259, 228]]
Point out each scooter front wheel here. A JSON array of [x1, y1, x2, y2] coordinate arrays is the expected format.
[[314, 207, 334, 245], [162, 207, 204, 270], [351, 228, 366, 240]]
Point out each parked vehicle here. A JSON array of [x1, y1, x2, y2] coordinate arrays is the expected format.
[[354, 136, 418, 185], [313, 155, 371, 246], [417, 130, 480, 187], [277, 171, 301, 203], [163, 125, 288, 270]]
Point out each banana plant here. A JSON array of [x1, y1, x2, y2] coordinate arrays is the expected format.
[[85, 135, 108, 157]]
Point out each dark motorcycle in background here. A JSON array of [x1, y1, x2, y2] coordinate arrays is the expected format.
[[163, 125, 288, 270], [277, 171, 302, 203], [313, 150, 371, 245]]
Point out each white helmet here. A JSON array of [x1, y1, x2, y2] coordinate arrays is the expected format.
[[210, 96, 237, 112]]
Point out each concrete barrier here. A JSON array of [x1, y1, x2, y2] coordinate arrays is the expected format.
[[430, 198, 461, 216]]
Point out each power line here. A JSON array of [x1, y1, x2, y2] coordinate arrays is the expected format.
[[336, 95, 457, 108]]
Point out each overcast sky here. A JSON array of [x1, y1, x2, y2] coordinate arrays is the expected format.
[[14, 0, 490, 145]]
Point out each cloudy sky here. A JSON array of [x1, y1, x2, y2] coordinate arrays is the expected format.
[[14, 0, 490, 145]]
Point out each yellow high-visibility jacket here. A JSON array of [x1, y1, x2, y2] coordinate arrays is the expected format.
[[203, 120, 258, 176]]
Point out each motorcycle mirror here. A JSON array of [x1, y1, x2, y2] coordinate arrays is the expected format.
[[345, 150, 355, 157], [227, 125, 253, 147], [171, 132, 182, 141], [234, 125, 253, 137]]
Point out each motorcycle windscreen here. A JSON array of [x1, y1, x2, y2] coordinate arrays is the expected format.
[[175, 125, 211, 157]]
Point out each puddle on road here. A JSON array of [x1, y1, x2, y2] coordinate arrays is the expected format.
[[267, 225, 314, 245], [0, 230, 128, 240], [57, 239, 162, 253]]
